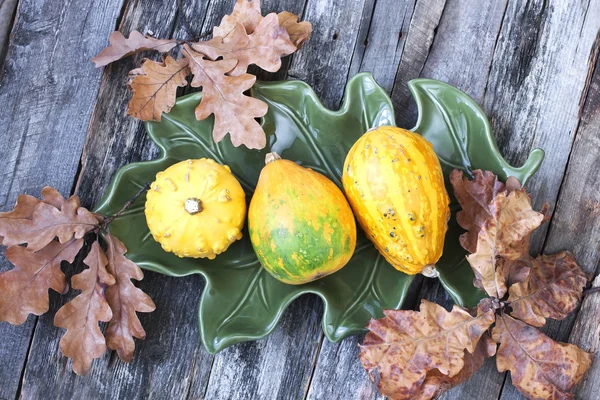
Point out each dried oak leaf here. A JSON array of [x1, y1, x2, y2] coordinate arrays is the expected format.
[[91, 30, 177, 67], [127, 55, 190, 121], [359, 300, 495, 400], [183, 44, 268, 149], [508, 251, 588, 327], [192, 13, 296, 77], [0, 238, 83, 325], [277, 11, 312, 49], [213, 0, 311, 49], [414, 334, 497, 400], [493, 313, 592, 399], [104, 234, 156, 362], [0, 187, 66, 242], [0, 194, 98, 252], [450, 169, 521, 253], [466, 189, 545, 298], [213, 0, 263, 40], [54, 241, 115, 375]]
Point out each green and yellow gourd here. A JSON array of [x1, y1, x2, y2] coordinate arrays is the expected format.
[[342, 126, 450, 276], [249, 153, 357, 284]]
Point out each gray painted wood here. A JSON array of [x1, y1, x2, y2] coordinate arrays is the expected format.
[[0, 0, 124, 397]]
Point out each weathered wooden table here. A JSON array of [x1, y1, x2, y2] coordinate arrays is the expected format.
[[1, 0, 599, 399]]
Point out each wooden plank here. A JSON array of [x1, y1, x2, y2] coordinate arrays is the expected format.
[[287, 0, 371, 109], [482, 0, 599, 254], [390, 0, 447, 128], [546, 34, 600, 400], [489, 1, 599, 399], [306, 336, 384, 400], [0, 0, 125, 398], [0, 0, 18, 70], [391, 1, 510, 398], [15, 1, 216, 399], [199, 1, 379, 398], [347, 0, 415, 93], [202, 295, 323, 400]]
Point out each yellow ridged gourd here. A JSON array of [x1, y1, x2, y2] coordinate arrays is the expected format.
[[145, 158, 246, 259], [342, 126, 450, 275]]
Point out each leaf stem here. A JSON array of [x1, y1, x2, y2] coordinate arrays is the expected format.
[[582, 286, 600, 297], [98, 183, 151, 230]]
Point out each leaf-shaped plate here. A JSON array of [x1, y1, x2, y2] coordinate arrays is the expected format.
[[95, 73, 543, 353]]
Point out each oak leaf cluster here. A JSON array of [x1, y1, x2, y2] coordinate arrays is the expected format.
[[0, 188, 155, 375], [91, 0, 312, 150], [359, 170, 592, 400]]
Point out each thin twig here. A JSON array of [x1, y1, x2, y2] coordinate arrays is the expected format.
[[98, 182, 151, 229]]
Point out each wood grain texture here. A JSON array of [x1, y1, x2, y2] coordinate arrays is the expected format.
[[288, 0, 369, 108], [347, 0, 414, 93], [202, 295, 323, 400], [482, 0, 599, 253], [549, 36, 600, 400], [306, 335, 384, 400], [0, 0, 18, 71], [0, 0, 124, 397], [390, 0, 446, 128]]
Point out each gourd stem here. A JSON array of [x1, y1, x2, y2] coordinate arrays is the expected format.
[[185, 198, 203, 215], [265, 152, 281, 164], [421, 264, 439, 278]]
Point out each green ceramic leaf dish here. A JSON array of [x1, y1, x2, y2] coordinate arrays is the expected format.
[[94, 73, 543, 353]]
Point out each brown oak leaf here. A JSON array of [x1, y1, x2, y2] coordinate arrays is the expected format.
[[213, 1, 311, 50], [91, 30, 177, 68], [466, 189, 545, 298], [0, 187, 68, 243], [508, 251, 588, 327], [127, 55, 190, 121], [54, 241, 115, 375], [0, 193, 98, 252], [414, 335, 497, 400], [493, 313, 592, 399], [0, 238, 83, 325], [192, 13, 296, 77], [359, 300, 495, 399], [277, 11, 312, 49], [104, 234, 156, 362], [450, 169, 521, 253], [213, 0, 262, 40], [183, 44, 268, 149]]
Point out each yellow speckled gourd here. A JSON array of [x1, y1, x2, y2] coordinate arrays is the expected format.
[[342, 126, 450, 275], [144, 158, 246, 259]]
